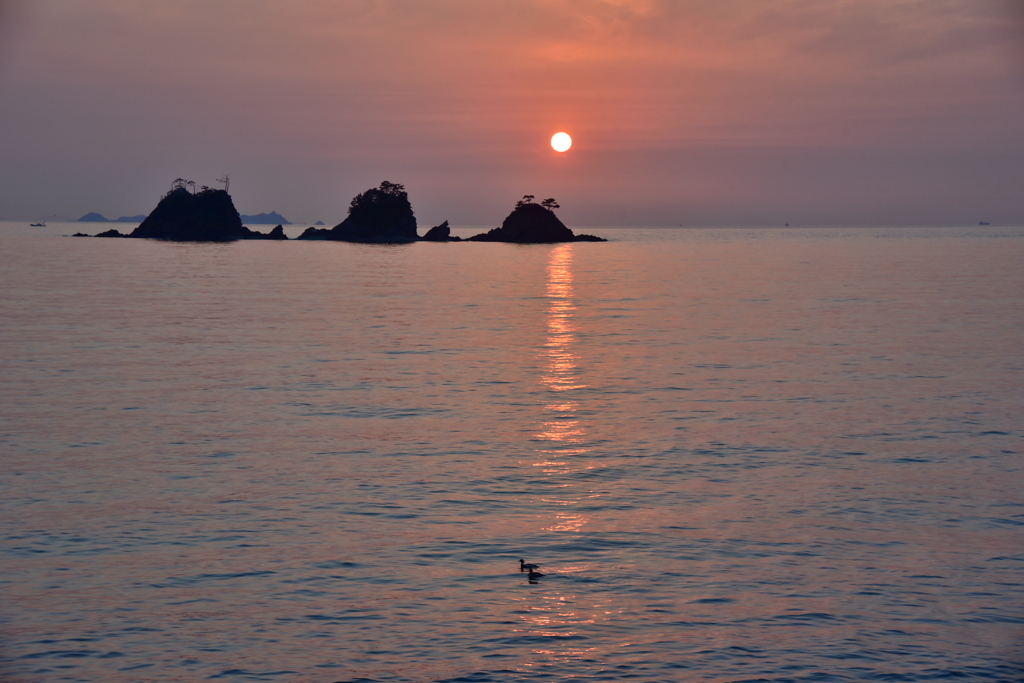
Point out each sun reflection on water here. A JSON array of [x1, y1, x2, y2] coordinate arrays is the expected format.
[[514, 244, 617, 668], [511, 245, 635, 673], [540, 246, 587, 395], [537, 246, 588, 447]]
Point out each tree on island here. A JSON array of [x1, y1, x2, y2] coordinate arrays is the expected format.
[[352, 180, 406, 204], [515, 194, 559, 211], [170, 178, 200, 195], [514, 195, 535, 209]]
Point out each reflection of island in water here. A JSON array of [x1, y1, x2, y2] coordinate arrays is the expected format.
[[534, 244, 593, 535]]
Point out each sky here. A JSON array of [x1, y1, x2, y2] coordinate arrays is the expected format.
[[0, 0, 1022, 226]]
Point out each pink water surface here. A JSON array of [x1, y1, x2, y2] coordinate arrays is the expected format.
[[2, 225, 1023, 682]]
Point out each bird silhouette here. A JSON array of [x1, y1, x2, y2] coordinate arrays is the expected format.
[[527, 570, 545, 580], [519, 559, 540, 572]]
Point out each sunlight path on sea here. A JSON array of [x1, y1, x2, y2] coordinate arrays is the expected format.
[[511, 245, 607, 675]]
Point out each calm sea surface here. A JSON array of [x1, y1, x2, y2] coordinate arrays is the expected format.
[[2, 223, 1023, 682]]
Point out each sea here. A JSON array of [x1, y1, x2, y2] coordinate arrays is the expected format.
[[2, 221, 1023, 682]]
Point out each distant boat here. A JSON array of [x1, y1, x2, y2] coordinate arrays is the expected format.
[[979, 221, 990, 225], [30, 221, 46, 227]]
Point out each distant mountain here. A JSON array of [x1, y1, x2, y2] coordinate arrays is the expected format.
[[240, 211, 290, 225], [78, 212, 147, 223]]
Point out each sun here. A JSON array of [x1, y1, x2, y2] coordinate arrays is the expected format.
[[550, 132, 572, 152]]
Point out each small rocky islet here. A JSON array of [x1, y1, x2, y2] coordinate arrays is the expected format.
[[79, 181, 605, 243]]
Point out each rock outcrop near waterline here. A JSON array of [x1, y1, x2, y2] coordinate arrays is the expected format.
[[260, 225, 288, 240], [298, 181, 417, 243], [422, 220, 460, 242], [467, 202, 606, 243]]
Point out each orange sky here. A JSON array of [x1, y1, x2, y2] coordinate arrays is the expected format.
[[0, 0, 1022, 225]]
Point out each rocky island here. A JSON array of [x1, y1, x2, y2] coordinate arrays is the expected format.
[[86, 181, 286, 241], [298, 181, 417, 242], [78, 179, 606, 243], [467, 196, 606, 243], [296, 184, 604, 243]]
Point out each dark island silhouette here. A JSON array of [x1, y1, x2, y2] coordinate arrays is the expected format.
[[298, 181, 418, 242], [297, 185, 604, 243], [79, 179, 606, 243], [89, 181, 287, 241], [467, 195, 606, 243], [132, 186, 285, 241]]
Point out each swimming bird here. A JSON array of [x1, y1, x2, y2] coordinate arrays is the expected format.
[[527, 570, 545, 580], [519, 559, 540, 572]]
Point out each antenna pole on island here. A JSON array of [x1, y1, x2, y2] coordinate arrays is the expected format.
[[217, 175, 230, 193]]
